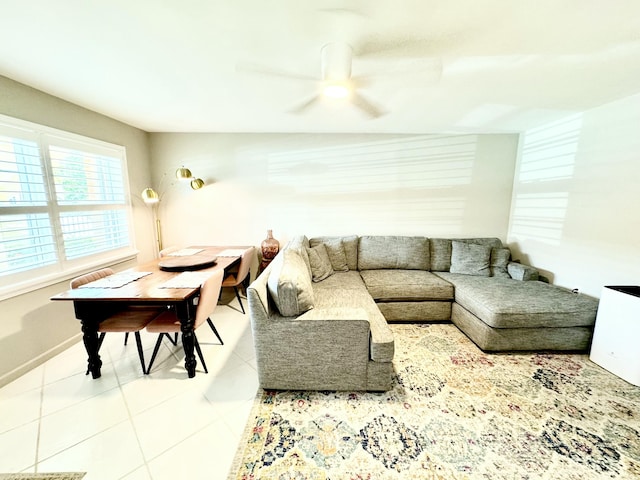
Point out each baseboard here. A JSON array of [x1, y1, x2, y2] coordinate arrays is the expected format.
[[0, 333, 83, 388]]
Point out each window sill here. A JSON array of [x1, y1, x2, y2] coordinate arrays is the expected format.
[[0, 250, 140, 302]]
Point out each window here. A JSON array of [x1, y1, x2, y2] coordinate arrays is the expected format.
[[0, 115, 136, 299]]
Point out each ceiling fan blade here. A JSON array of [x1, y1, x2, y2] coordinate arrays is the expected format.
[[288, 95, 322, 114], [316, 6, 369, 18], [350, 92, 385, 118], [352, 56, 442, 85], [235, 62, 317, 82], [354, 36, 439, 57]]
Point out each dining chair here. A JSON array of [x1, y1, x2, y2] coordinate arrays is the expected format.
[[70, 268, 164, 375], [145, 268, 225, 374], [157, 245, 182, 346], [220, 246, 255, 314]]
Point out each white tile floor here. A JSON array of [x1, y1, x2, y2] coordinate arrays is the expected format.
[[0, 299, 258, 480]]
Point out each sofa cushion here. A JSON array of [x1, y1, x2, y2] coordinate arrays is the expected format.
[[286, 236, 312, 279], [358, 236, 429, 270], [311, 286, 394, 363], [430, 238, 504, 272], [321, 238, 349, 271], [267, 248, 315, 317], [306, 243, 334, 282], [312, 270, 367, 291], [436, 273, 599, 329], [450, 241, 491, 276], [491, 247, 511, 278], [430, 238, 452, 271], [310, 235, 359, 270], [377, 301, 452, 321], [507, 262, 539, 281], [451, 303, 594, 351], [360, 269, 454, 301]]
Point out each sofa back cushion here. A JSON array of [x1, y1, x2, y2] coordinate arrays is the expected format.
[[450, 241, 491, 276], [286, 236, 312, 278], [430, 238, 504, 272], [490, 247, 511, 278], [358, 236, 430, 270], [309, 235, 359, 270], [306, 243, 334, 282], [267, 248, 315, 317]]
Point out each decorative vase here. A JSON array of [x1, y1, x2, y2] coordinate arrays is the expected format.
[[260, 229, 280, 271]]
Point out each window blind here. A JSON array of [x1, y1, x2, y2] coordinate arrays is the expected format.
[[0, 116, 135, 298]]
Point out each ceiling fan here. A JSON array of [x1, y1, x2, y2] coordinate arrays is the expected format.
[[238, 42, 387, 118]]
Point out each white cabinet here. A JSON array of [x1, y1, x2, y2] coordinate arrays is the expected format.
[[589, 286, 640, 386]]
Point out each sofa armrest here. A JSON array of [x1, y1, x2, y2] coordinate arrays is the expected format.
[[300, 307, 393, 363], [297, 307, 368, 322], [252, 308, 372, 390], [507, 261, 539, 281]]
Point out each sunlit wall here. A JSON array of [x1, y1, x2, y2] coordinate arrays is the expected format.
[[148, 133, 518, 251], [508, 93, 640, 297]]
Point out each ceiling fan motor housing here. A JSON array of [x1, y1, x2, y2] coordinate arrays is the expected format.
[[321, 42, 353, 80]]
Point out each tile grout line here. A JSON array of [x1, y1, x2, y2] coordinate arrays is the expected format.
[[107, 343, 155, 480], [34, 365, 46, 473], [34, 342, 133, 465]]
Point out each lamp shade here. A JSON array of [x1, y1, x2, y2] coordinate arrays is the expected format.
[[141, 187, 159, 204], [190, 178, 205, 190], [175, 166, 193, 180]]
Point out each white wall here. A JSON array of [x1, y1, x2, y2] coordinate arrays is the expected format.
[[149, 133, 519, 251], [0, 76, 155, 384], [508, 93, 640, 297]]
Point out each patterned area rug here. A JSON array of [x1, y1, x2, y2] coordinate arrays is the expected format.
[[229, 323, 640, 479]]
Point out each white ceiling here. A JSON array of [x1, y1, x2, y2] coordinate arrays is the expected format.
[[2, 0, 640, 134]]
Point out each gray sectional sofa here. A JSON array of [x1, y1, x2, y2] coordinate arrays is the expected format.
[[247, 235, 599, 391]]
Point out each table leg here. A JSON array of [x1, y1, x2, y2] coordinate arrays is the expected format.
[[176, 302, 197, 378], [81, 320, 102, 379]]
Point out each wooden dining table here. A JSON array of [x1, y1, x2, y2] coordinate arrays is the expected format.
[[51, 246, 251, 379]]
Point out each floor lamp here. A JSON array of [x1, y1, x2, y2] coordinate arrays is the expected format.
[[141, 166, 205, 255]]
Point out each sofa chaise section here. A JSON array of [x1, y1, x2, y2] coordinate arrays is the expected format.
[[438, 272, 599, 351]]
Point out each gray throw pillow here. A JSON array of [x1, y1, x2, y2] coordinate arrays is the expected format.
[[306, 243, 334, 282], [267, 249, 315, 316], [450, 241, 491, 276], [322, 239, 349, 272], [490, 247, 511, 278]]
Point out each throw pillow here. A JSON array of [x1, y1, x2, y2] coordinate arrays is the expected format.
[[450, 241, 491, 276], [306, 243, 334, 282], [309, 235, 359, 270], [267, 249, 315, 317], [490, 247, 511, 278], [430, 238, 452, 271], [322, 239, 349, 271]]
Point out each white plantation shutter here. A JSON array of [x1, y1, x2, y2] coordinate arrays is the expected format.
[[47, 139, 131, 260], [0, 116, 135, 298], [0, 128, 57, 277]]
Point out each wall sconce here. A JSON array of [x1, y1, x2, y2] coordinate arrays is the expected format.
[[141, 165, 206, 253]]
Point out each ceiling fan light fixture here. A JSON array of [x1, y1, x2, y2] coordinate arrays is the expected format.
[[322, 82, 351, 99], [321, 42, 352, 80]]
